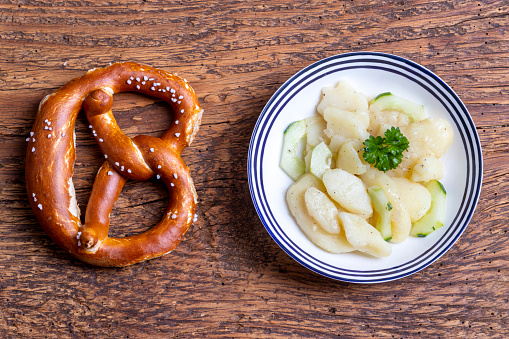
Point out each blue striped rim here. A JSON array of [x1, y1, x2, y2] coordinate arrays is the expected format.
[[248, 52, 482, 283], [248, 53, 478, 282]]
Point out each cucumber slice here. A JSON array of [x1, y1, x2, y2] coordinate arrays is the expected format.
[[370, 92, 425, 123], [410, 180, 446, 237], [368, 186, 393, 241], [280, 120, 306, 181], [309, 142, 332, 179]]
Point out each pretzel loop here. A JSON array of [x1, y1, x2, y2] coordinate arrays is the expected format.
[[25, 62, 203, 267]]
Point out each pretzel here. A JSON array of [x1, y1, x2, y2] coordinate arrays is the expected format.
[[25, 62, 203, 267]]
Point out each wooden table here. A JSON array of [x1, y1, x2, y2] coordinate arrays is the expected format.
[[1, 1, 507, 337]]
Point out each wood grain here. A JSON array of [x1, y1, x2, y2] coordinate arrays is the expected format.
[[0, 0, 508, 338]]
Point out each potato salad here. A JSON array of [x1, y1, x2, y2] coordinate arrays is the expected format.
[[280, 80, 453, 257]]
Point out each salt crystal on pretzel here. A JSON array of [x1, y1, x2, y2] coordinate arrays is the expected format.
[[25, 62, 203, 267]]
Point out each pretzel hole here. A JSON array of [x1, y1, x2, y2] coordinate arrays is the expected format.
[[108, 179, 170, 238], [111, 92, 175, 139]]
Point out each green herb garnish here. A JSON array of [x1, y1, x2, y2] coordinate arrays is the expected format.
[[363, 127, 409, 172]]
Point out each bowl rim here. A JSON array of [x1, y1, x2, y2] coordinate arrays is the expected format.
[[248, 51, 483, 283]]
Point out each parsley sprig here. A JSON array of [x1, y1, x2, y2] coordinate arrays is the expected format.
[[363, 127, 409, 172]]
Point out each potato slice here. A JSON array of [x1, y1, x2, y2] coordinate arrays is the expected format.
[[369, 109, 411, 136], [305, 116, 328, 147], [410, 154, 445, 183], [386, 118, 452, 179], [401, 118, 453, 158], [303, 144, 313, 172], [336, 140, 367, 175], [286, 174, 354, 253], [323, 107, 370, 141], [305, 187, 341, 234], [316, 80, 369, 114], [392, 177, 432, 223], [338, 212, 392, 258], [322, 169, 372, 219], [327, 134, 350, 157]]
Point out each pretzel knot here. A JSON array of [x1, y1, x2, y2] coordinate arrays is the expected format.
[[25, 62, 203, 267]]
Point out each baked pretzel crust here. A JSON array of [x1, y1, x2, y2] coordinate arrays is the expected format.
[[25, 62, 203, 267]]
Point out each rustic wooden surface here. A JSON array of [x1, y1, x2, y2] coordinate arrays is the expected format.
[[0, 0, 507, 337]]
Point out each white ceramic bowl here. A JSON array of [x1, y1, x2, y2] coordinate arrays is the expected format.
[[248, 52, 482, 283]]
